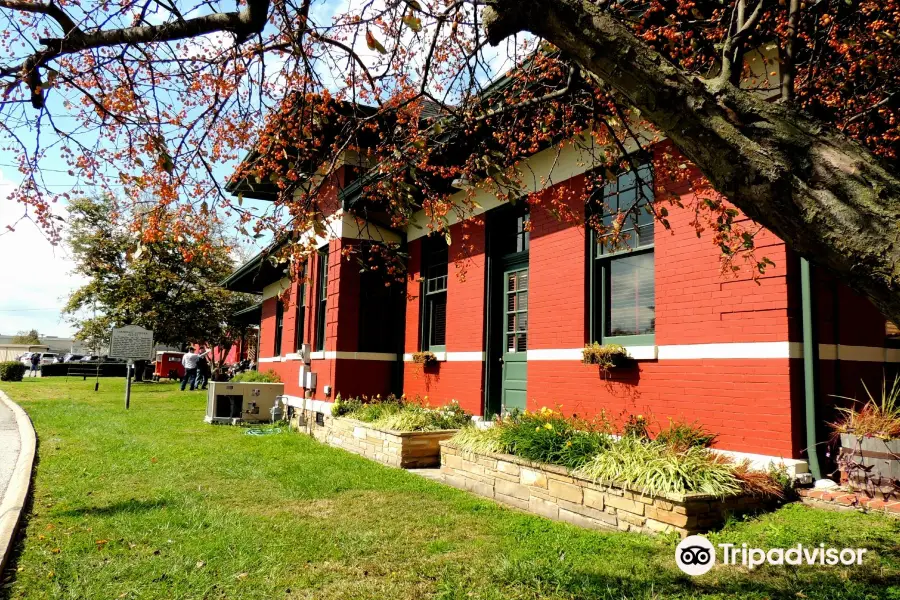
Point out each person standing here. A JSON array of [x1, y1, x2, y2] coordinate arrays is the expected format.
[[180, 347, 200, 391], [196, 347, 212, 390], [29, 352, 41, 377]]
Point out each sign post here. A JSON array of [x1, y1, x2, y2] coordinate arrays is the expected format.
[[109, 325, 154, 410]]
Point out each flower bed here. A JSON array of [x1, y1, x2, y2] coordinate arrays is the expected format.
[[441, 442, 778, 536], [440, 409, 785, 536], [289, 394, 469, 468]]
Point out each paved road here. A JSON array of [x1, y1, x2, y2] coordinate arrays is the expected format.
[[0, 400, 20, 504]]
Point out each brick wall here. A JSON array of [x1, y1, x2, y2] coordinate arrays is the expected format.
[[402, 220, 487, 415]]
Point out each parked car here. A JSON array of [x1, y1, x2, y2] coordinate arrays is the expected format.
[[18, 352, 33, 366], [61, 353, 84, 363], [38, 353, 58, 365], [79, 355, 101, 362]]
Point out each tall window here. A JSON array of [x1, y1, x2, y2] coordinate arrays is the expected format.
[[591, 164, 655, 344], [274, 300, 284, 356], [295, 273, 306, 352], [421, 236, 448, 352], [315, 248, 328, 352]]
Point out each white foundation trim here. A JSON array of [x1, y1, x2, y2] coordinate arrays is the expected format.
[[710, 448, 809, 477], [258, 357, 283, 363], [281, 395, 335, 415]]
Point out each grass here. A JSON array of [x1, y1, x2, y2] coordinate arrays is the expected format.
[[0, 379, 897, 599]]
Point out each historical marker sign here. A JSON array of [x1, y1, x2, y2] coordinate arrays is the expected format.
[[109, 325, 154, 360]]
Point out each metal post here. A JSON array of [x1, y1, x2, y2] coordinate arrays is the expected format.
[[125, 359, 133, 410]]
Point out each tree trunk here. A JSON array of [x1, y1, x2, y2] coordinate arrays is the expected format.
[[484, 0, 900, 325]]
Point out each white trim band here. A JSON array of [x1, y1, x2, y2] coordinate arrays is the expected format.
[[264, 351, 398, 362], [270, 343, 900, 364], [657, 342, 802, 361], [527, 346, 658, 361], [402, 351, 486, 362]]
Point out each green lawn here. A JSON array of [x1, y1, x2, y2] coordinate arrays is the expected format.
[[0, 379, 898, 599]]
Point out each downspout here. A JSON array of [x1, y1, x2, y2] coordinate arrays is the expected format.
[[801, 257, 823, 479]]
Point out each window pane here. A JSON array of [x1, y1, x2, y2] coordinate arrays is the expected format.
[[516, 333, 527, 352], [606, 252, 655, 337], [517, 312, 527, 331], [517, 270, 528, 290], [507, 293, 517, 312], [430, 294, 446, 347], [507, 272, 517, 292], [517, 291, 528, 311], [506, 313, 516, 333], [507, 334, 516, 352]]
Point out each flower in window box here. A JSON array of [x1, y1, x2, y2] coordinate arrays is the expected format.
[[412, 351, 438, 366], [582, 343, 632, 373]]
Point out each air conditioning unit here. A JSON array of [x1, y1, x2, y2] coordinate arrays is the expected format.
[[204, 381, 285, 424]]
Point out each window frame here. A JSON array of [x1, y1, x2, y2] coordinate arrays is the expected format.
[[420, 236, 448, 353], [314, 248, 328, 352], [295, 271, 307, 352], [274, 298, 284, 356], [588, 165, 656, 347]]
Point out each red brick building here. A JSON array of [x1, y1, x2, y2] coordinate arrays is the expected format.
[[223, 136, 897, 478]]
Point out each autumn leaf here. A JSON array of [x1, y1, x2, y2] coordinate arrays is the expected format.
[[402, 13, 422, 32], [365, 30, 387, 54]]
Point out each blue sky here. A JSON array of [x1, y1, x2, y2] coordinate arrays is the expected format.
[[0, 0, 520, 339]]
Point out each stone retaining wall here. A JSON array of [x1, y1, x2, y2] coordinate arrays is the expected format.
[[440, 442, 774, 536], [290, 408, 456, 468]]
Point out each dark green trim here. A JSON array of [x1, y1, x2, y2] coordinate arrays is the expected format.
[[589, 229, 656, 346], [801, 257, 823, 479]]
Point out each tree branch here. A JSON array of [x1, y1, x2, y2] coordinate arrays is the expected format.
[[0, 0, 82, 36], [483, 0, 900, 326]]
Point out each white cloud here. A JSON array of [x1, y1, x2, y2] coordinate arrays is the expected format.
[[0, 169, 85, 337]]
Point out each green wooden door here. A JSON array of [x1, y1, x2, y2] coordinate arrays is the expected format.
[[501, 267, 529, 412]]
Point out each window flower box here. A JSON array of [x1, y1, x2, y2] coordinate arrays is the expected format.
[[582, 343, 634, 372]]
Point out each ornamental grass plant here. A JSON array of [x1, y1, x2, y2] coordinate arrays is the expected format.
[[831, 374, 900, 440], [331, 393, 472, 432], [449, 407, 783, 498]]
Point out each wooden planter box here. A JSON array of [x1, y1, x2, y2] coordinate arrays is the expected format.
[[839, 433, 900, 496], [440, 442, 776, 537], [291, 408, 457, 468]]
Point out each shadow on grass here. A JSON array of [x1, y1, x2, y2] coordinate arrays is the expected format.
[[54, 498, 170, 519]]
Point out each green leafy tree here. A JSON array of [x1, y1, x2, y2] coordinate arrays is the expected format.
[[63, 196, 257, 365], [11, 330, 41, 345]]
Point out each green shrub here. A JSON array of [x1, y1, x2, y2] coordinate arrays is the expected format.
[[231, 369, 282, 383], [655, 419, 716, 451], [574, 436, 742, 497], [0, 361, 26, 382], [497, 408, 612, 469], [331, 394, 363, 417]]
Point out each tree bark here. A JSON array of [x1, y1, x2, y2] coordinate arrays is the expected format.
[[484, 0, 900, 325]]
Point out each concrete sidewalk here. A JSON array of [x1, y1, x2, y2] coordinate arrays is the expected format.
[[0, 390, 36, 572], [0, 400, 20, 504]]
